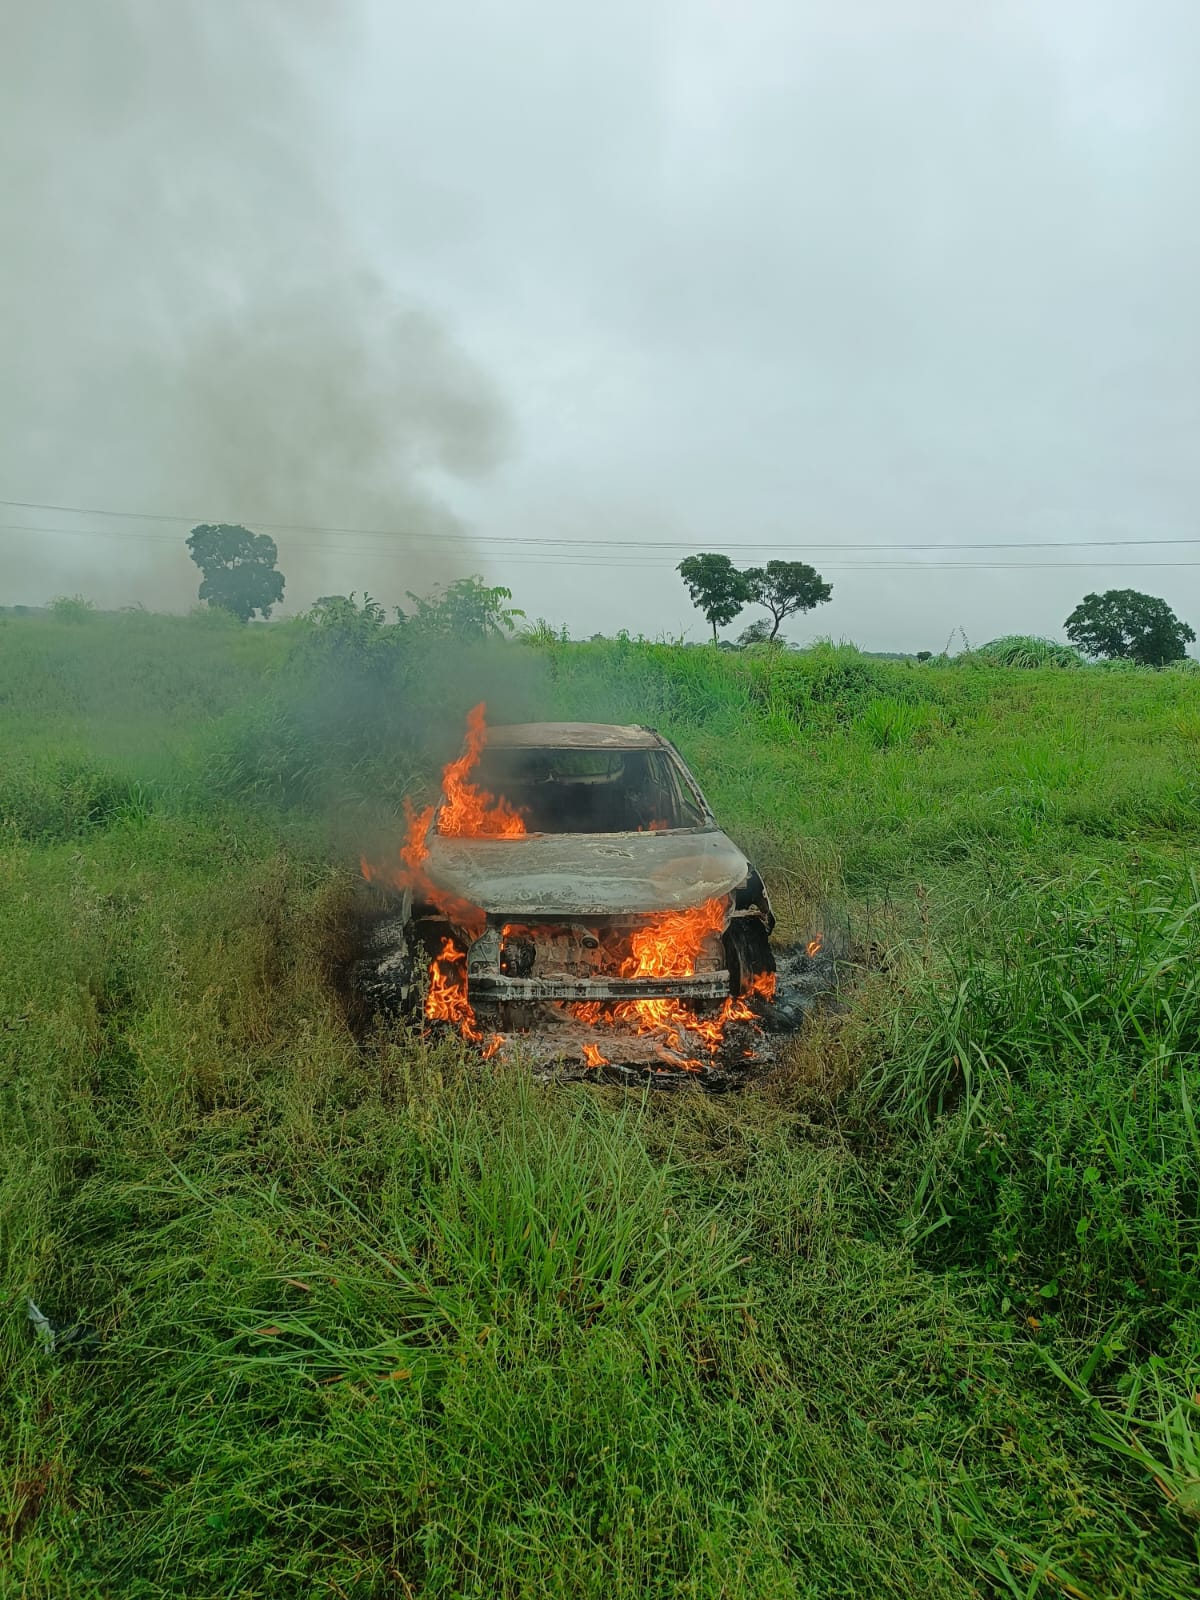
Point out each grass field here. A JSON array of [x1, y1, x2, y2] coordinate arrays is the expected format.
[[2, 608, 1198, 1598]]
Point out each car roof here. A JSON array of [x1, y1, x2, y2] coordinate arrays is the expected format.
[[484, 722, 666, 751]]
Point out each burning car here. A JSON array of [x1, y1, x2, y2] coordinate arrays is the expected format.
[[361, 706, 778, 1072]]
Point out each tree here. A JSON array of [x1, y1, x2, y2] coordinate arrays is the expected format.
[[743, 560, 832, 641], [303, 593, 398, 674], [1064, 589, 1195, 667], [677, 553, 751, 642], [186, 524, 285, 622], [402, 576, 524, 639], [736, 617, 775, 647]]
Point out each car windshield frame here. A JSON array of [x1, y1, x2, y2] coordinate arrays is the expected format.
[[442, 741, 716, 837]]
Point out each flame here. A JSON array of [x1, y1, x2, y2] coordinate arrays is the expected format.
[[362, 705, 517, 942], [562, 898, 771, 1067], [362, 705, 529, 1046], [403, 801, 435, 872], [601, 898, 727, 1059], [582, 1043, 608, 1068], [437, 703, 526, 838], [425, 938, 481, 1038], [423, 943, 506, 1059], [619, 898, 726, 981], [806, 934, 823, 958]]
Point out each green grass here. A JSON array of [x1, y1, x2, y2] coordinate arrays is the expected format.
[[1, 611, 1198, 1597], [971, 636, 1084, 670]]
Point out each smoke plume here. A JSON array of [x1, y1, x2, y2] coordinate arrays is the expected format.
[[0, 1, 510, 612]]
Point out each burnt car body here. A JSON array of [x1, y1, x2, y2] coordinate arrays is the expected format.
[[413, 722, 774, 1029]]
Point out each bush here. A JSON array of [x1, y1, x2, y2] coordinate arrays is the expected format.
[[47, 594, 96, 622], [783, 642, 944, 727], [974, 635, 1083, 669]]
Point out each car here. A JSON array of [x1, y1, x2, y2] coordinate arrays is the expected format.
[[363, 713, 776, 1067]]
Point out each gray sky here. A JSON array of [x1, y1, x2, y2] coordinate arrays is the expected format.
[[4, 0, 1199, 649]]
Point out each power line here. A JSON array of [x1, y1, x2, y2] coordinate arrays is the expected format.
[[4, 521, 1200, 571], [2, 495, 1200, 554]]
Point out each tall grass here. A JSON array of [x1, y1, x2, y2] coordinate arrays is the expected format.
[[973, 635, 1083, 669], [865, 868, 1200, 1319], [2, 609, 1199, 1596]]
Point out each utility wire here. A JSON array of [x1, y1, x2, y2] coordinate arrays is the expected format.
[[4, 521, 1200, 572], [2, 496, 1199, 554]]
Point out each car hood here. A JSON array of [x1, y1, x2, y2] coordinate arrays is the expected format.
[[423, 828, 751, 918]]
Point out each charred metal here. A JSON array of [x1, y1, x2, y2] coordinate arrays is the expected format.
[[360, 714, 786, 1073]]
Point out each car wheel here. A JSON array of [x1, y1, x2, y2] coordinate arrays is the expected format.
[[723, 918, 775, 996]]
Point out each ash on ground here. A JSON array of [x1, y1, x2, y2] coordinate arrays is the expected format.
[[346, 915, 842, 1093]]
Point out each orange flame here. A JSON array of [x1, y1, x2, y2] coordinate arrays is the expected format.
[[747, 970, 777, 1000], [402, 801, 435, 872], [619, 898, 726, 981], [437, 703, 526, 838], [423, 944, 506, 1059], [425, 938, 480, 1038], [601, 898, 728, 1059], [582, 1043, 608, 1068], [806, 934, 823, 958], [362, 709, 522, 1048], [561, 898, 771, 1067], [363, 705, 518, 940]]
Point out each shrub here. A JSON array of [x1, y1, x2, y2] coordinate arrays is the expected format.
[[974, 635, 1082, 669], [47, 594, 96, 622]]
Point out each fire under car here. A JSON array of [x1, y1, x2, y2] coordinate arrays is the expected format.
[[361, 712, 777, 1070]]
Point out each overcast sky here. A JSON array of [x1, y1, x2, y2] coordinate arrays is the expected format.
[[4, 0, 1199, 650]]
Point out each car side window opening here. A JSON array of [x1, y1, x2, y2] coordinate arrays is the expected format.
[[472, 749, 708, 834]]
